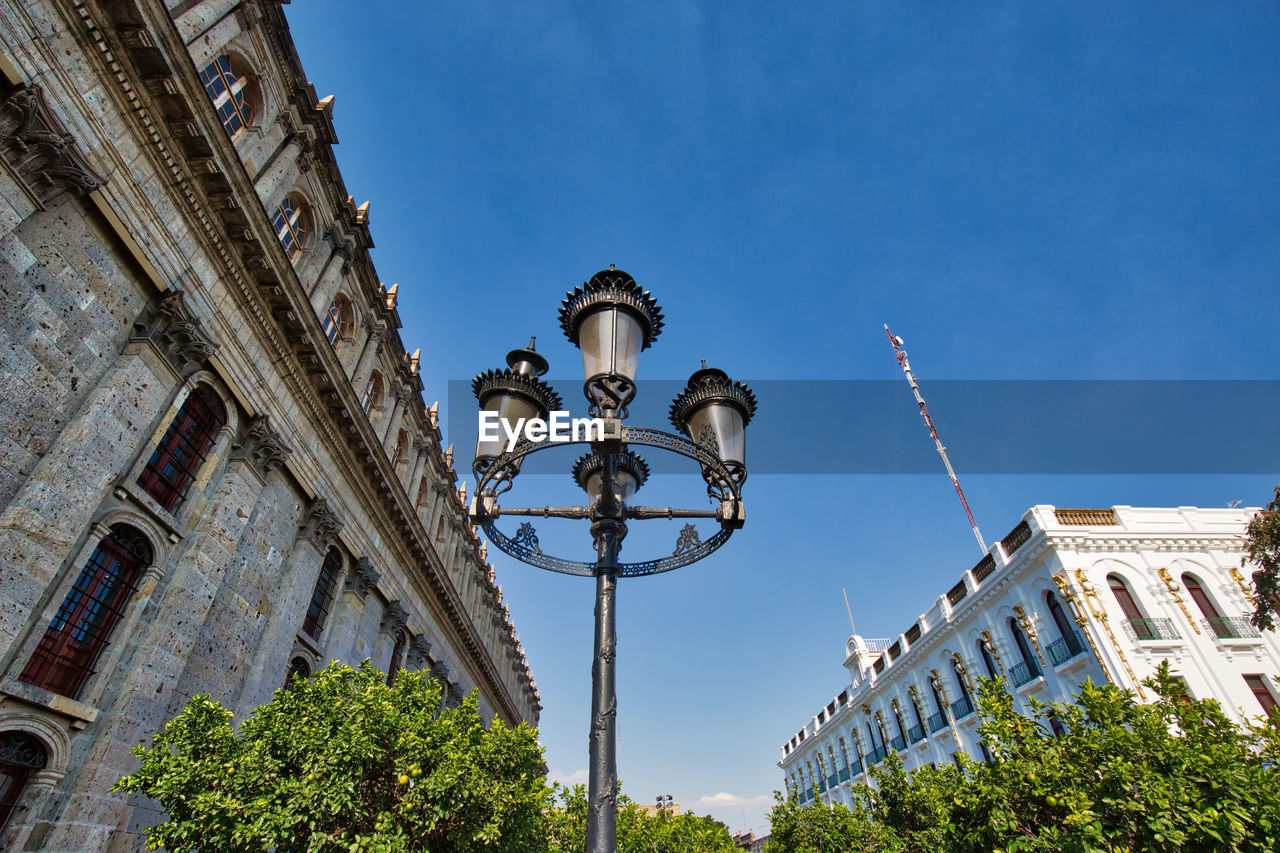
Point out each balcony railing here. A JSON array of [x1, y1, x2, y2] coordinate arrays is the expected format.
[[1203, 616, 1262, 639], [1053, 507, 1117, 525], [889, 734, 906, 752], [818, 776, 827, 792], [907, 723, 925, 743], [1122, 617, 1180, 642], [1001, 520, 1032, 556], [849, 757, 864, 775], [1047, 630, 1087, 666], [827, 774, 838, 790], [926, 710, 948, 733], [950, 694, 975, 719], [866, 745, 888, 765], [972, 553, 996, 583], [838, 767, 850, 782], [1009, 660, 1042, 687]]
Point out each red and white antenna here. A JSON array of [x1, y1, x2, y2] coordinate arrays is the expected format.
[[885, 325, 987, 554]]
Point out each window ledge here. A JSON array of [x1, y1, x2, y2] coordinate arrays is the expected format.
[[1, 678, 99, 726]]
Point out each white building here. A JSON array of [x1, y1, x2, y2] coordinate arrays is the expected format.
[[778, 505, 1279, 805]]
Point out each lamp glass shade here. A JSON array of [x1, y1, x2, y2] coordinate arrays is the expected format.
[[579, 306, 644, 382], [475, 392, 542, 463], [686, 401, 746, 468], [583, 468, 639, 505]]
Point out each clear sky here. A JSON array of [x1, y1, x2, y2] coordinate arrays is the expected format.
[[283, 1, 1280, 834]]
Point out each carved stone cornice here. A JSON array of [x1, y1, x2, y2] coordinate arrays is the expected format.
[[380, 600, 409, 636], [406, 635, 432, 670], [345, 556, 380, 598], [299, 496, 342, 549], [231, 414, 291, 477], [134, 290, 220, 375], [0, 83, 104, 207]]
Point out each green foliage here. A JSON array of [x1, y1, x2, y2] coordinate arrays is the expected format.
[[767, 665, 1280, 853], [546, 783, 738, 853], [1243, 485, 1280, 630], [115, 661, 550, 852]]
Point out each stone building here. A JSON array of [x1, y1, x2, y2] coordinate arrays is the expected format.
[[778, 505, 1279, 806], [0, 0, 538, 848]]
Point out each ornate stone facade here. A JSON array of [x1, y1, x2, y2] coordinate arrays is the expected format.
[[0, 1, 538, 849]]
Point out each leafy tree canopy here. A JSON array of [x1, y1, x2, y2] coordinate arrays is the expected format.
[[767, 666, 1280, 853], [546, 782, 738, 853], [115, 662, 549, 852], [1244, 485, 1280, 630]]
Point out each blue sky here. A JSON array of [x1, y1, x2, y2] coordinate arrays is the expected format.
[[284, 1, 1280, 833]]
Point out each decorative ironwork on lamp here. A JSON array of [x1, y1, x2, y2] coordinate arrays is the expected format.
[[471, 338, 562, 491], [669, 361, 757, 498]]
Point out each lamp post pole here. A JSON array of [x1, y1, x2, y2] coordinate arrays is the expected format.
[[469, 267, 756, 853], [588, 515, 622, 851]]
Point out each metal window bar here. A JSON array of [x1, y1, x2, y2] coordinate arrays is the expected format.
[[1122, 617, 1181, 642], [1009, 660, 1041, 687], [926, 710, 948, 733], [1047, 630, 1087, 666], [907, 723, 925, 743], [950, 694, 975, 719], [302, 548, 341, 638], [19, 527, 149, 697], [137, 391, 222, 511], [889, 734, 906, 752], [1203, 616, 1262, 639]]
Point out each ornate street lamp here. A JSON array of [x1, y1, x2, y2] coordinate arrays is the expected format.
[[470, 267, 753, 853]]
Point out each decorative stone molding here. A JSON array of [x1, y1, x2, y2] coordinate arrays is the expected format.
[[0, 83, 103, 207], [406, 636, 432, 670], [299, 497, 342, 549], [1013, 604, 1047, 666], [231, 414, 292, 478], [1156, 567, 1201, 634], [380, 601, 409, 636], [345, 556, 380, 598], [134, 290, 220, 375]]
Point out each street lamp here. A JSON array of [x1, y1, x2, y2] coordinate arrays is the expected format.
[[470, 266, 754, 853]]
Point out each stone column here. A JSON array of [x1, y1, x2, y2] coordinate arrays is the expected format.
[[309, 244, 351, 314], [327, 557, 381, 664], [235, 495, 342, 716], [351, 320, 384, 392], [380, 390, 406, 447], [254, 132, 308, 213]]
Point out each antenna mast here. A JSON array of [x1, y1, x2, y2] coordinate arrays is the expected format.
[[885, 325, 987, 554]]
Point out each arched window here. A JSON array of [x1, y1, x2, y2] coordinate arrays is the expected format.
[[1108, 574, 1152, 640], [283, 656, 311, 688], [391, 430, 408, 470], [20, 524, 152, 697], [978, 638, 999, 678], [414, 478, 430, 516], [361, 371, 383, 416], [198, 55, 255, 137], [138, 385, 226, 512], [271, 194, 309, 261], [1045, 591, 1085, 663], [322, 294, 354, 344], [0, 731, 48, 832], [387, 631, 408, 685], [891, 706, 907, 751], [952, 660, 975, 717], [302, 547, 342, 638], [909, 693, 926, 734], [1182, 571, 1223, 617], [1009, 618, 1041, 685]]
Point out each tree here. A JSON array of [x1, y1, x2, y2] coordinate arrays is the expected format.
[[546, 783, 739, 853], [766, 667, 1280, 853], [115, 661, 550, 852], [1243, 485, 1280, 630]]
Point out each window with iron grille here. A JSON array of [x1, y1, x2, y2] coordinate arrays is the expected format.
[[302, 547, 342, 639], [283, 656, 311, 689], [137, 386, 225, 512], [199, 55, 255, 137], [392, 430, 408, 469], [20, 524, 151, 697], [0, 732, 47, 832], [361, 372, 384, 415], [322, 294, 354, 344], [271, 195, 309, 261]]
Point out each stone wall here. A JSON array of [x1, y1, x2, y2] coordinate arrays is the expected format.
[[0, 0, 538, 849]]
